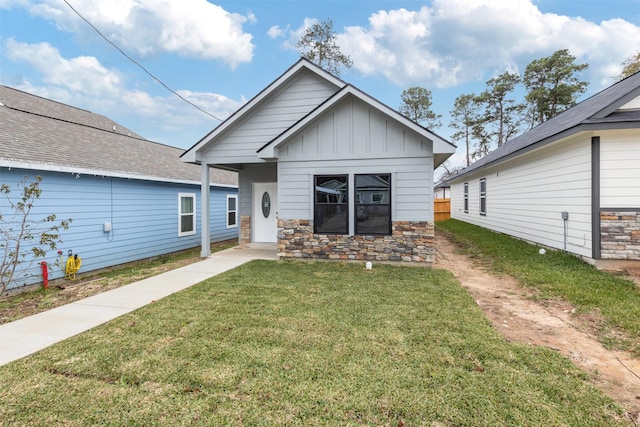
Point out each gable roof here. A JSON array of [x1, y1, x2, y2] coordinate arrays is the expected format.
[[182, 57, 455, 167], [257, 83, 455, 167], [0, 85, 237, 186], [181, 58, 345, 164], [449, 71, 640, 182]]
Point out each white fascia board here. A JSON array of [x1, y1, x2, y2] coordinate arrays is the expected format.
[[258, 85, 456, 155], [182, 59, 344, 163], [258, 145, 277, 159], [0, 159, 238, 188]]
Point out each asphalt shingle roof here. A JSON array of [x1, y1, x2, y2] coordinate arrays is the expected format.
[[449, 72, 640, 181], [0, 85, 237, 186]]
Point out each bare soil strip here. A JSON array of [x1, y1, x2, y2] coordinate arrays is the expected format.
[[434, 233, 640, 423]]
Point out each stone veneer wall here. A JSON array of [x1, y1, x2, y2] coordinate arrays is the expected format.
[[600, 210, 640, 260], [277, 219, 434, 264], [240, 215, 251, 244]]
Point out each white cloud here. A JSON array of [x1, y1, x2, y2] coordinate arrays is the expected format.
[[25, 0, 255, 69], [277, 18, 319, 50], [267, 25, 285, 39], [4, 39, 242, 146], [336, 0, 640, 89], [5, 38, 123, 95]]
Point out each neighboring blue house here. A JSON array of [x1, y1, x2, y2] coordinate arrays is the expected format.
[[0, 85, 238, 292]]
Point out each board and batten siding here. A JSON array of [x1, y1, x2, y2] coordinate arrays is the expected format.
[[451, 136, 593, 257], [276, 96, 435, 223], [1, 168, 238, 290], [278, 158, 433, 223], [600, 130, 640, 208], [202, 71, 339, 164]]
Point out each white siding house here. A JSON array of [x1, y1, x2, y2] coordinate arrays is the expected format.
[[449, 72, 640, 263], [182, 59, 456, 264]]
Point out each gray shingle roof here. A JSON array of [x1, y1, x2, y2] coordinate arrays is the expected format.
[[449, 72, 640, 181], [0, 85, 237, 186]]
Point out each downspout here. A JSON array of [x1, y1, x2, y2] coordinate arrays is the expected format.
[[200, 162, 211, 257], [591, 136, 601, 260]]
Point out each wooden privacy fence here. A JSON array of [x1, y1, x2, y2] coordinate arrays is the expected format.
[[434, 198, 451, 221]]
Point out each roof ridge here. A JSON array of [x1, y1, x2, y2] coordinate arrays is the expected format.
[[0, 85, 93, 114]]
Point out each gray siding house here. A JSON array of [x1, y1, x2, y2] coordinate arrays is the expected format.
[[181, 59, 455, 264], [448, 71, 640, 263]]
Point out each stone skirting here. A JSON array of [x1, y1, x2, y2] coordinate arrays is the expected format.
[[240, 215, 251, 244], [600, 211, 640, 260], [277, 219, 434, 264]]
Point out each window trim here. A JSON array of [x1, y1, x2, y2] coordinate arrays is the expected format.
[[226, 194, 238, 228], [463, 182, 469, 213], [479, 178, 487, 216], [178, 193, 196, 237]]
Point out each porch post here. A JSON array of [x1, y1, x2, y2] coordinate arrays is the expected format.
[[200, 162, 211, 257]]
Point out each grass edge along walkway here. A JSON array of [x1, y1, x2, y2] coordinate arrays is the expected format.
[[437, 218, 640, 357], [0, 260, 624, 426]]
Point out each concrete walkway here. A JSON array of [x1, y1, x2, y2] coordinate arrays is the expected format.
[[0, 244, 278, 366]]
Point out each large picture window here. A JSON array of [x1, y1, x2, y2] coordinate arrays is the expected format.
[[314, 175, 348, 234], [355, 174, 391, 235], [179, 193, 196, 236]]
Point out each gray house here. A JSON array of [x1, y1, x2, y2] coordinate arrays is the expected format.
[[181, 59, 455, 264], [448, 71, 640, 264]]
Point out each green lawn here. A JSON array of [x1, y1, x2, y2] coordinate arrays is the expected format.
[[0, 260, 623, 425], [438, 219, 640, 356]]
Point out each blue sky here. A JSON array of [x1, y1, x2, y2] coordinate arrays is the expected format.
[[1, 0, 639, 170]]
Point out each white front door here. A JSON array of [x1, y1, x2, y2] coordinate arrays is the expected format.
[[253, 182, 278, 243]]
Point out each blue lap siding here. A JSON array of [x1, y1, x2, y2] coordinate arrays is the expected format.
[[1, 168, 238, 291]]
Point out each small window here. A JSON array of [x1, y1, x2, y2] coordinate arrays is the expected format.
[[479, 178, 487, 216], [227, 195, 238, 228], [314, 175, 348, 234], [355, 174, 391, 235], [179, 193, 196, 236], [463, 182, 469, 213]]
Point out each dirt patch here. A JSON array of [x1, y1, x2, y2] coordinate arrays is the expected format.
[[434, 232, 640, 423]]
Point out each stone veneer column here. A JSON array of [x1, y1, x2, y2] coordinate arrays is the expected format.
[[240, 215, 251, 244], [600, 211, 640, 260], [277, 219, 434, 264]]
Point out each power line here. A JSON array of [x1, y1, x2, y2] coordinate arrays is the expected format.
[[62, 0, 223, 122]]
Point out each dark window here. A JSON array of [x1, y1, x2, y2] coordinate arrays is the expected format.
[[463, 182, 469, 213], [314, 175, 348, 234], [355, 174, 391, 235], [480, 178, 487, 215]]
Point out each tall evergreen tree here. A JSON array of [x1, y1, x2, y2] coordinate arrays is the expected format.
[[474, 71, 526, 151], [296, 19, 353, 76], [449, 94, 479, 167], [523, 49, 588, 126], [399, 87, 442, 129]]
